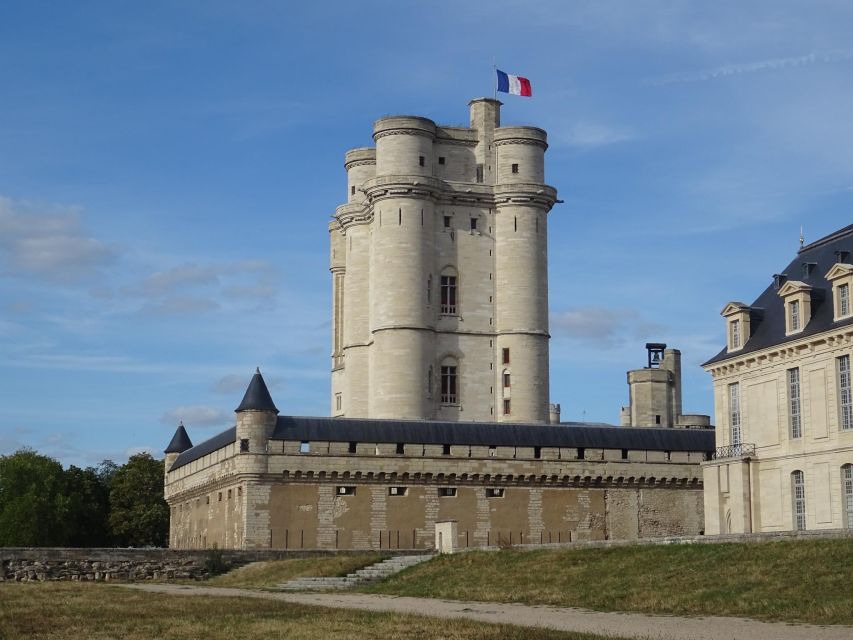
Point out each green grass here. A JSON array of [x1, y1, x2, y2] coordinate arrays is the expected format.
[[205, 553, 382, 589], [0, 583, 630, 640], [364, 538, 853, 625]]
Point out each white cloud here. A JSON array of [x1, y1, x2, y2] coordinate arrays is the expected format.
[[551, 307, 666, 349], [125, 263, 220, 297], [160, 405, 232, 428], [560, 122, 634, 148]]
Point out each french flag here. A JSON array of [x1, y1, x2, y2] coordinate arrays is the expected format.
[[496, 69, 532, 97]]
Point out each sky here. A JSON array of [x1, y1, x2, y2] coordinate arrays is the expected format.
[[2, 1, 853, 467]]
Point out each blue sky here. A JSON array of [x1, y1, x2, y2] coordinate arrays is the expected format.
[[2, 1, 852, 467]]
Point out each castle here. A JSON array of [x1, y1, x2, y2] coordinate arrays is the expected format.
[[163, 100, 714, 550]]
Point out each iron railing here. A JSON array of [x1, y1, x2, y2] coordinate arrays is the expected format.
[[713, 443, 756, 459]]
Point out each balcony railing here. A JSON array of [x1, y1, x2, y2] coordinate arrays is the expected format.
[[713, 443, 756, 460]]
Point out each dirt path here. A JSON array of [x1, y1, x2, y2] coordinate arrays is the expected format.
[[120, 583, 851, 640]]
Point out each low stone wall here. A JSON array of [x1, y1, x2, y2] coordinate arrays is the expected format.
[[0, 548, 405, 583]]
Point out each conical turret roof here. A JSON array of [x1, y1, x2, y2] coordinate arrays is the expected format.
[[164, 422, 193, 454], [235, 368, 279, 413]]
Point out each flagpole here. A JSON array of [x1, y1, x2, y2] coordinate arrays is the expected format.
[[492, 61, 497, 101]]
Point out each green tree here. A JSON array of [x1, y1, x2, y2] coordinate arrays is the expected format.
[[0, 449, 70, 546], [65, 464, 112, 546], [109, 453, 168, 546]]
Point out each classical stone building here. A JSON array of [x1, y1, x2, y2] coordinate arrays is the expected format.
[[329, 99, 557, 424], [702, 224, 853, 534], [163, 99, 715, 550]]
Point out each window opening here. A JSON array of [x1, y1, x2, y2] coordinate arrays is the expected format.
[[488, 446, 497, 457], [577, 448, 585, 460], [841, 283, 850, 316], [486, 487, 504, 498], [440, 275, 457, 314], [476, 164, 484, 183], [511, 163, 519, 173], [427, 365, 434, 398], [443, 215, 451, 228], [792, 471, 806, 530], [350, 185, 355, 196], [438, 487, 457, 497], [843, 464, 853, 529], [418, 155, 425, 167], [534, 446, 542, 459], [655, 415, 661, 425], [396, 442, 405, 455], [503, 398, 511, 415], [299, 441, 310, 454], [441, 365, 458, 404], [348, 441, 357, 454], [731, 319, 741, 349], [389, 487, 408, 496], [337, 486, 356, 496], [336, 393, 342, 411], [470, 217, 477, 231], [840, 355, 852, 430], [788, 368, 802, 439], [514, 217, 517, 232], [729, 383, 742, 446], [438, 156, 445, 165], [442, 444, 451, 455], [790, 300, 801, 331], [621, 449, 629, 460], [240, 439, 249, 453], [502, 348, 510, 364], [503, 372, 511, 388]]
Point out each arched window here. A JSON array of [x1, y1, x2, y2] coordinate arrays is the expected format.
[[791, 470, 806, 531], [843, 464, 853, 529], [440, 267, 458, 315], [440, 357, 458, 405]]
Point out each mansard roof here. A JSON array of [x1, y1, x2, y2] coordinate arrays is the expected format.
[[705, 223, 853, 366], [235, 368, 278, 413], [168, 416, 714, 471], [164, 423, 193, 454]]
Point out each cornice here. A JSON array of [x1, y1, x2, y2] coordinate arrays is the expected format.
[[493, 137, 548, 150], [373, 128, 433, 141], [344, 159, 377, 170]]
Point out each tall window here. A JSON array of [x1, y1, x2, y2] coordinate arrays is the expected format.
[[503, 371, 511, 388], [503, 398, 511, 415], [788, 368, 802, 439], [730, 319, 741, 349], [840, 283, 850, 317], [441, 364, 458, 404], [843, 464, 853, 529], [426, 274, 432, 304], [427, 366, 434, 399], [790, 300, 801, 331], [440, 273, 457, 314], [502, 348, 510, 365], [840, 355, 852, 430], [792, 470, 806, 531], [729, 383, 742, 446]]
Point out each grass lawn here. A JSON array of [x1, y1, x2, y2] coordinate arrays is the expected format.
[[204, 553, 382, 588], [0, 583, 630, 640], [364, 538, 853, 625]]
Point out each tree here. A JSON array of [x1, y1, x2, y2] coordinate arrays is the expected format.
[[65, 464, 112, 546], [0, 449, 70, 546], [108, 453, 168, 546]]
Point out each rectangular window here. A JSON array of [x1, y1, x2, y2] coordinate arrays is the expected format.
[[731, 319, 741, 349], [237, 486, 242, 497], [389, 486, 408, 496], [511, 163, 519, 174], [792, 471, 806, 531], [350, 185, 355, 196], [206, 495, 210, 505], [843, 464, 853, 529], [443, 215, 451, 228], [488, 446, 497, 457], [790, 300, 801, 331], [227, 489, 232, 500], [839, 355, 852, 430], [503, 372, 511, 388], [576, 447, 585, 460], [621, 449, 629, 460], [503, 398, 511, 415], [438, 156, 445, 165], [240, 438, 249, 453], [729, 383, 742, 446], [335, 394, 342, 411], [418, 155, 425, 167], [442, 444, 451, 456], [348, 441, 357, 454], [218, 492, 222, 502], [396, 442, 405, 455], [438, 487, 457, 497], [502, 348, 510, 364], [476, 164, 484, 183], [841, 283, 850, 317], [470, 217, 477, 231], [788, 368, 802, 439], [299, 441, 311, 454], [441, 366, 458, 404], [534, 446, 542, 459], [337, 486, 356, 496], [440, 275, 457, 314], [486, 487, 504, 498]]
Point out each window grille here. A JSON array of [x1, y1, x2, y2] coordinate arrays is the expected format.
[[441, 365, 458, 404], [792, 470, 806, 531], [843, 464, 853, 530], [729, 383, 742, 446], [440, 275, 457, 314], [731, 319, 741, 349], [788, 368, 802, 439], [841, 283, 850, 317], [790, 300, 800, 331], [840, 355, 852, 430], [486, 487, 504, 498]]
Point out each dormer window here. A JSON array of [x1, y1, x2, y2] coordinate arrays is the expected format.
[[722, 302, 751, 352], [789, 300, 801, 332], [825, 263, 853, 321], [777, 280, 812, 336], [730, 319, 741, 349]]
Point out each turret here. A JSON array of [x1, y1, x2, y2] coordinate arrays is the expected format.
[[235, 368, 279, 460], [164, 421, 192, 475]]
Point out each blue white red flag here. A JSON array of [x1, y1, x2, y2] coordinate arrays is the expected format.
[[496, 69, 532, 97]]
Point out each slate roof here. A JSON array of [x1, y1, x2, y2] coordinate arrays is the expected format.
[[704, 224, 853, 366], [235, 368, 278, 413], [168, 416, 714, 471], [164, 423, 193, 454]]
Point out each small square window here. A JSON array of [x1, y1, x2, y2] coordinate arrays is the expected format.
[[511, 163, 519, 174], [348, 441, 357, 454], [470, 217, 477, 231], [240, 439, 249, 453], [502, 348, 510, 365], [396, 442, 405, 455], [486, 487, 504, 498], [443, 215, 451, 228], [438, 156, 446, 165], [419, 155, 425, 167], [389, 486, 408, 496], [438, 487, 457, 497], [299, 441, 310, 454], [337, 486, 356, 496], [442, 444, 451, 456]]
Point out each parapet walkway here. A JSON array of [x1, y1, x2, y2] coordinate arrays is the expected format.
[[121, 583, 852, 640]]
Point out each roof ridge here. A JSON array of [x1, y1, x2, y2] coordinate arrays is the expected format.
[[799, 223, 853, 253]]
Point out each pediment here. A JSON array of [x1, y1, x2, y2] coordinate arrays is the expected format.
[[777, 280, 812, 297], [721, 302, 749, 317], [824, 262, 853, 281]]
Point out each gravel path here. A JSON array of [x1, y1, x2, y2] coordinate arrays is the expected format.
[[120, 583, 852, 640]]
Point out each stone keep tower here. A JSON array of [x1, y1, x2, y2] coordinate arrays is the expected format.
[[330, 99, 558, 423]]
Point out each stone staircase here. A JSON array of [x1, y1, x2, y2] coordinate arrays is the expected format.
[[277, 554, 434, 591]]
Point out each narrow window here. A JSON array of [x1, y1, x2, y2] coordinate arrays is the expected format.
[[486, 487, 504, 498], [790, 299, 801, 331], [348, 441, 357, 454], [730, 319, 741, 349], [577, 447, 585, 460], [427, 365, 434, 398], [240, 439, 249, 453], [511, 163, 519, 174], [441, 365, 458, 404], [419, 155, 425, 167], [843, 464, 853, 529], [218, 492, 222, 502], [788, 368, 802, 439], [840, 283, 850, 317], [206, 495, 210, 505], [337, 486, 356, 496], [389, 487, 408, 496], [476, 164, 484, 183], [839, 355, 852, 430], [503, 398, 511, 415], [503, 371, 511, 388], [227, 489, 232, 500], [237, 486, 242, 497], [427, 275, 432, 303], [729, 383, 742, 446], [350, 185, 356, 196], [470, 217, 477, 231], [440, 275, 457, 314], [336, 393, 342, 411], [502, 348, 510, 364], [396, 442, 405, 455], [438, 487, 457, 497], [443, 215, 451, 229], [442, 444, 451, 456], [621, 449, 629, 460], [792, 470, 806, 530], [534, 446, 542, 459], [299, 441, 310, 454], [398, 208, 402, 225], [655, 415, 661, 425], [438, 156, 445, 165]]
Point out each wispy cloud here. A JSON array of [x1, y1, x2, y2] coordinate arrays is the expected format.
[[551, 306, 666, 349], [559, 122, 634, 148], [652, 50, 853, 85], [160, 405, 232, 428]]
